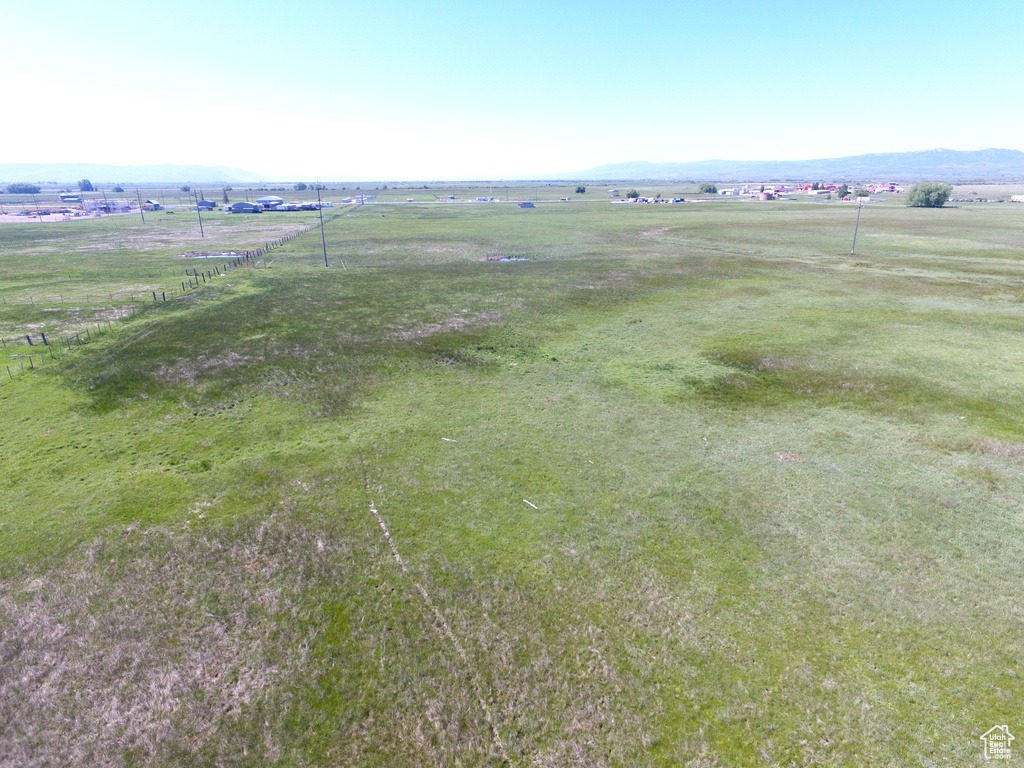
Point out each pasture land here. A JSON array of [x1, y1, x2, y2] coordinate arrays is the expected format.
[[1, 193, 1023, 766]]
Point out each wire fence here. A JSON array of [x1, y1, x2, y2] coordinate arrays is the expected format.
[[0, 213, 345, 387]]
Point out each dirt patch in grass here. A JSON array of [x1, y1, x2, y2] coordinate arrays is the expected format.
[[178, 257, 245, 264]]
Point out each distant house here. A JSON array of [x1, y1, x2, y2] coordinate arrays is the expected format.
[[518, 201, 535, 208], [197, 199, 217, 210], [257, 196, 284, 208], [143, 199, 161, 211], [228, 201, 262, 213], [59, 193, 82, 203]]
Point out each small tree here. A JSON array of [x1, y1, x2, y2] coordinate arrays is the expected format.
[[78, 178, 94, 192], [112, 185, 124, 193], [854, 188, 870, 198], [698, 183, 717, 194], [222, 188, 230, 204], [180, 185, 190, 192], [626, 189, 640, 199], [906, 182, 952, 208], [759, 184, 765, 193], [836, 184, 850, 198], [294, 182, 308, 191], [575, 185, 586, 194]]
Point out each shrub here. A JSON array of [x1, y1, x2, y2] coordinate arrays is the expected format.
[[698, 183, 717, 194]]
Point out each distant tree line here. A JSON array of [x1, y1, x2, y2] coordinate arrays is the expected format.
[[5, 183, 41, 194]]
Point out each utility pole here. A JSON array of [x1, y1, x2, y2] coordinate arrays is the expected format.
[[318, 188, 328, 267], [194, 191, 205, 238], [136, 189, 146, 224], [851, 202, 863, 254]]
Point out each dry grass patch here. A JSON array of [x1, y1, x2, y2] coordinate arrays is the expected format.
[[967, 437, 1024, 462], [390, 309, 506, 341], [0, 515, 342, 767], [156, 351, 253, 386]]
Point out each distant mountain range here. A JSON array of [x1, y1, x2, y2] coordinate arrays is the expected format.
[[549, 149, 1024, 181], [0, 163, 268, 184]]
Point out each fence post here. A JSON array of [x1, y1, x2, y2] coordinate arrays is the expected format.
[[41, 332, 47, 345], [26, 334, 33, 346]]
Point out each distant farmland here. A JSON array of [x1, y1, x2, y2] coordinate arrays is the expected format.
[[2, 189, 1023, 766]]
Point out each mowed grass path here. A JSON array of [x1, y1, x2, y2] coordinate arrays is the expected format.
[[1, 199, 1023, 766]]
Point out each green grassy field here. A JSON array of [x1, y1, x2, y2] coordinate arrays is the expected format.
[[1, 194, 1023, 766]]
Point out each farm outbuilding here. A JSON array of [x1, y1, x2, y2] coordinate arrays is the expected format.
[[228, 201, 262, 213], [83, 199, 131, 213], [257, 196, 284, 208]]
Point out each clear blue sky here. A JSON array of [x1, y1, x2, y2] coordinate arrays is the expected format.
[[3, 0, 1021, 179]]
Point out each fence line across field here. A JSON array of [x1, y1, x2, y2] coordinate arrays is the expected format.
[[0, 215, 346, 387]]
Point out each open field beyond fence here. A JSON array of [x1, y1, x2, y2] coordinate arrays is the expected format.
[[1, 192, 1023, 766]]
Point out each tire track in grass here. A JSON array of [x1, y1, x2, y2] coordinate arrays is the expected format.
[[366, 491, 513, 766]]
